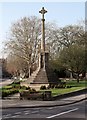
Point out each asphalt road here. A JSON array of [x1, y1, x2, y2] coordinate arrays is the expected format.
[[1, 100, 87, 120]]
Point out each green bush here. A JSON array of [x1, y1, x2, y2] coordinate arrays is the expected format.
[[2, 91, 8, 97], [66, 85, 72, 88], [11, 83, 20, 88], [2, 90, 9, 97], [2, 85, 13, 89], [20, 90, 43, 100], [40, 85, 46, 90], [47, 85, 50, 89], [55, 85, 58, 88], [20, 88, 37, 96], [26, 86, 31, 90], [20, 86, 27, 90], [48, 82, 66, 89], [1, 81, 21, 98], [2, 89, 19, 98], [20, 86, 32, 93], [51, 84, 55, 89], [30, 88, 36, 93], [55, 82, 65, 88]]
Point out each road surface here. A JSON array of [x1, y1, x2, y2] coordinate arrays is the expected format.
[[1, 100, 87, 119]]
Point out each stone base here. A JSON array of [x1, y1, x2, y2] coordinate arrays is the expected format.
[[32, 67, 59, 84], [21, 66, 59, 91]]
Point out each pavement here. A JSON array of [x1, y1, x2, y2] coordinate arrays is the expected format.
[[1, 93, 87, 109], [0, 79, 14, 87]]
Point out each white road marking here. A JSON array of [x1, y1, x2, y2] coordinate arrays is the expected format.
[[47, 108, 79, 118], [24, 110, 30, 113], [47, 107, 58, 109], [23, 110, 30, 115], [14, 112, 21, 114], [24, 112, 30, 115], [47, 107, 54, 110]]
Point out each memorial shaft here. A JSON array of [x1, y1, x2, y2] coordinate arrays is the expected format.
[[39, 7, 47, 52]]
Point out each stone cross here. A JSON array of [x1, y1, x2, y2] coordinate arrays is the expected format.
[[39, 7, 47, 52]]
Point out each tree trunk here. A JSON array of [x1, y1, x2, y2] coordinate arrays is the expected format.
[[77, 73, 79, 83], [70, 72, 73, 79], [28, 66, 31, 78]]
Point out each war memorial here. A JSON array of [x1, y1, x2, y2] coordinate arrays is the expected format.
[[21, 7, 59, 90]]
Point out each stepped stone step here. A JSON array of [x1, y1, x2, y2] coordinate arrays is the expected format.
[[32, 67, 59, 84], [21, 66, 59, 90], [27, 67, 40, 83]]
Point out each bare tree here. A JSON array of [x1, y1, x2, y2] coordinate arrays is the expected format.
[[45, 24, 84, 60], [6, 54, 28, 78], [50, 25, 84, 48], [5, 16, 41, 77], [45, 23, 61, 59]]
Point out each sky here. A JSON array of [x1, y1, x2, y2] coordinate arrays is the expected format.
[[0, 1, 85, 58]]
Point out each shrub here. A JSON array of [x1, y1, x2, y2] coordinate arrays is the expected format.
[[20, 86, 27, 90], [66, 85, 72, 88], [2, 89, 19, 98], [3, 85, 13, 89], [20, 90, 43, 100], [30, 88, 36, 93], [19, 86, 31, 93], [49, 82, 66, 89], [11, 83, 20, 88], [50, 84, 55, 89], [26, 86, 31, 90], [2, 91, 8, 98], [56, 84, 63, 88], [47, 85, 50, 89], [40, 85, 46, 90], [55, 85, 58, 88]]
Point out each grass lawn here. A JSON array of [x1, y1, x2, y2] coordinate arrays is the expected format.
[[40, 80, 87, 96], [51, 87, 84, 96], [66, 80, 87, 87]]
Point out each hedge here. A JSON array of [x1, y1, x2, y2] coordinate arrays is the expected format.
[[2, 89, 19, 98]]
